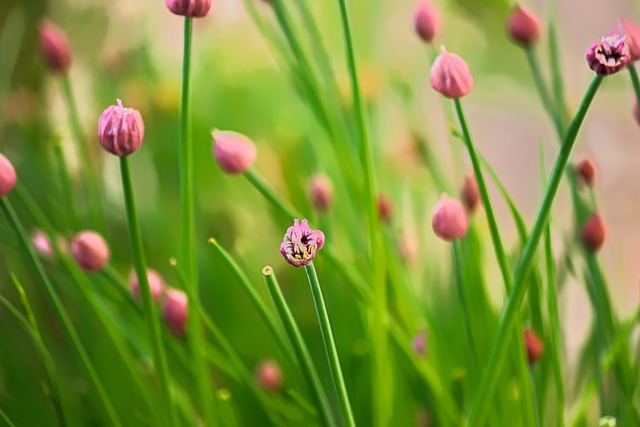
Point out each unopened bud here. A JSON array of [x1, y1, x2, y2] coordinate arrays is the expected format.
[[507, 5, 542, 47], [524, 329, 544, 365], [429, 46, 473, 98], [413, 1, 441, 44], [212, 130, 257, 174], [98, 99, 145, 157], [461, 173, 480, 212], [130, 269, 165, 303], [0, 153, 17, 197], [308, 173, 333, 212], [39, 21, 71, 73], [432, 195, 468, 241], [31, 230, 54, 258], [619, 17, 640, 61], [576, 158, 596, 187], [378, 194, 394, 223], [163, 289, 189, 338], [255, 359, 283, 393], [71, 231, 110, 272], [581, 213, 606, 252]]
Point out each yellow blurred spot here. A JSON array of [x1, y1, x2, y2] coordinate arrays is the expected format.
[[217, 388, 231, 401]]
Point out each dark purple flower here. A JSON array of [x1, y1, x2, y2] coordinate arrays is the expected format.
[[280, 219, 325, 267], [586, 34, 631, 76]]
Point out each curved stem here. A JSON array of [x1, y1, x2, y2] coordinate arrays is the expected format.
[[119, 157, 176, 427], [466, 74, 603, 427], [525, 48, 563, 134], [628, 65, 640, 109], [304, 262, 356, 427]]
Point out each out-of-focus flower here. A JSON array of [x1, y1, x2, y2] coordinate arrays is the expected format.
[[413, 1, 441, 44], [524, 329, 544, 366], [586, 34, 630, 76], [308, 173, 333, 212], [412, 330, 426, 357], [212, 130, 257, 174], [430, 46, 473, 98], [581, 213, 606, 252], [32, 230, 54, 258], [432, 195, 468, 241], [0, 153, 16, 197], [71, 231, 110, 272], [255, 359, 283, 393], [619, 17, 640, 61], [378, 194, 394, 223], [507, 5, 542, 47], [98, 99, 145, 157], [398, 231, 419, 264], [165, 0, 212, 18], [576, 158, 596, 187], [461, 173, 480, 213], [163, 289, 188, 338], [130, 269, 165, 303], [39, 21, 71, 73], [280, 219, 325, 267]]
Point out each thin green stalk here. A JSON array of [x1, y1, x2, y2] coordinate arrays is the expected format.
[[547, 6, 569, 125], [0, 197, 122, 427], [119, 157, 176, 427], [0, 406, 15, 427], [529, 367, 541, 427], [52, 137, 77, 229], [304, 262, 356, 427], [262, 266, 337, 427], [628, 66, 640, 109], [525, 47, 563, 133], [466, 74, 604, 427]]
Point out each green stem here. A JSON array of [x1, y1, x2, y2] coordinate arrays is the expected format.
[[52, 137, 77, 229], [119, 157, 176, 427], [451, 242, 479, 374], [466, 74, 603, 427], [304, 262, 356, 427], [262, 266, 338, 427], [628, 66, 640, 109], [547, 7, 569, 125], [0, 197, 122, 427], [525, 47, 563, 133]]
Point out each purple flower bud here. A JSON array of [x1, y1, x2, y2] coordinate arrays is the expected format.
[[71, 231, 110, 272], [619, 17, 640, 61], [429, 46, 474, 99], [432, 195, 468, 241], [576, 158, 596, 187], [255, 359, 283, 393], [163, 289, 189, 338], [586, 34, 630, 76], [212, 130, 257, 174], [461, 173, 480, 213], [507, 5, 542, 47], [39, 21, 71, 73], [31, 230, 54, 258], [130, 269, 165, 303], [413, 1, 441, 44], [581, 213, 605, 252], [280, 219, 325, 267], [98, 99, 145, 157], [308, 173, 333, 212], [0, 153, 17, 197], [165, 0, 212, 18]]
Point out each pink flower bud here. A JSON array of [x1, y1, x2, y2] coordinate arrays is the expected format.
[[308, 173, 333, 212], [165, 0, 212, 18], [413, 1, 441, 44], [98, 99, 145, 157], [71, 231, 110, 272], [39, 21, 72, 73], [429, 46, 473, 99], [586, 34, 630, 76], [576, 158, 596, 187], [432, 195, 468, 241], [412, 330, 426, 357], [255, 359, 283, 393], [129, 269, 165, 303], [524, 329, 543, 366], [163, 289, 189, 338], [212, 130, 257, 174], [31, 230, 54, 258], [280, 219, 325, 267], [398, 231, 419, 264], [461, 173, 480, 213], [378, 194, 394, 223], [581, 213, 606, 252], [507, 5, 542, 47], [619, 17, 640, 61], [0, 153, 17, 197]]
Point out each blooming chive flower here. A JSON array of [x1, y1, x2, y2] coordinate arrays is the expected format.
[[524, 329, 544, 366], [255, 359, 283, 393], [507, 5, 542, 47], [165, 0, 212, 18], [581, 213, 606, 252], [430, 46, 474, 98], [163, 289, 189, 338], [586, 34, 631, 76], [413, 1, 441, 44], [432, 195, 468, 241], [212, 130, 257, 174], [130, 269, 165, 303], [0, 153, 17, 197], [39, 21, 71, 73], [619, 17, 640, 61], [98, 99, 145, 157], [71, 231, 110, 272], [280, 219, 325, 267]]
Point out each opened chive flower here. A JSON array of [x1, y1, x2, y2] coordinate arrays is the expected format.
[[461, 173, 480, 213], [507, 5, 542, 47], [165, 0, 212, 18], [163, 289, 188, 338], [581, 213, 606, 252], [255, 359, 283, 393], [430, 46, 474, 98], [71, 231, 110, 272], [280, 219, 325, 267], [413, 0, 441, 44], [130, 269, 165, 303], [619, 17, 640, 61], [308, 173, 333, 212], [0, 153, 16, 197], [212, 130, 257, 174], [576, 158, 596, 187], [586, 34, 630, 76], [523, 329, 544, 366], [98, 99, 145, 157], [432, 195, 468, 241], [38, 21, 71, 73]]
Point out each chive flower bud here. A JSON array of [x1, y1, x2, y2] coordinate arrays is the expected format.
[[255, 359, 283, 393], [429, 46, 474, 98], [619, 17, 640, 61], [461, 173, 480, 213], [524, 329, 544, 366], [165, 0, 212, 18], [581, 213, 606, 252], [280, 219, 325, 267], [432, 195, 468, 241], [378, 194, 394, 223], [212, 130, 257, 174], [507, 5, 542, 47], [576, 158, 596, 187], [163, 289, 188, 338], [130, 269, 165, 303], [0, 153, 16, 197], [586, 34, 630, 76], [413, 1, 441, 44], [98, 99, 145, 157], [32, 230, 54, 258], [308, 173, 333, 212], [412, 330, 426, 357], [39, 21, 71, 73], [71, 231, 110, 272]]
